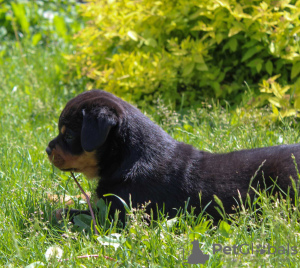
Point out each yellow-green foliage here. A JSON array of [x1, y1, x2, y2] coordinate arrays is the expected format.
[[68, 0, 300, 109]]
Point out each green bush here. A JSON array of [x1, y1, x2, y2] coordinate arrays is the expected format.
[[68, 0, 300, 110], [0, 0, 83, 45]]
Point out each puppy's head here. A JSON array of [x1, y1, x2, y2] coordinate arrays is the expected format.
[[46, 90, 124, 179]]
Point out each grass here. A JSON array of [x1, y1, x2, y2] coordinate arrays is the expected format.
[[1, 40, 300, 267]]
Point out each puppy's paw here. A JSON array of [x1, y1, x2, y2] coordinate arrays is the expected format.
[[54, 208, 69, 222], [54, 208, 91, 223]]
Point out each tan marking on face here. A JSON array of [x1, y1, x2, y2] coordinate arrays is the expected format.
[[48, 145, 99, 179], [61, 125, 66, 134]]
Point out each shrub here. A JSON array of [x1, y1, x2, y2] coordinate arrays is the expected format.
[[0, 0, 83, 44], [67, 0, 300, 110]]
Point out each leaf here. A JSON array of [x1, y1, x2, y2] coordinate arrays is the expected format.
[[166, 217, 178, 229], [294, 77, 300, 94], [96, 198, 107, 212], [260, 2, 268, 11], [194, 54, 204, 63], [243, 39, 258, 48], [270, 82, 290, 98], [54, 16, 67, 38], [265, 60, 273, 75], [281, 109, 297, 118], [241, 46, 263, 62], [104, 193, 131, 213], [291, 26, 300, 35], [214, 195, 225, 213], [212, 81, 221, 96], [216, 0, 230, 9], [256, 62, 262, 73], [291, 62, 300, 80], [32, 33, 42, 46], [247, 59, 263, 72], [269, 42, 275, 54], [97, 233, 125, 250], [193, 220, 211, 234], [228, 25, 243, 37], [182, 62, 195, 77], [73, 214, 92, 231], [145, 38, 157, 47], [219, 220, 231, 237], [268, 97, 281, 108], [196, 63, 208, 71], [11, 3, 30, 35], [189, 10, 201, 20], [294, 97, 300, 109], [282, 53, 299, 61], [96, 198, 108, 225], [270, 82, 282, 98], [215, 33, 223, 44], [228, 38, 238, 52], [272, 104, 279, 115], [268, 74, 281, 83], [183, 124, 193, 132], [231, 4, 251, 19], [128, 30, 138, 41], [279, 85, 290, 95]]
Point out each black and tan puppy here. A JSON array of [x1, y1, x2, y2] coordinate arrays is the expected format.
[[46, 90, 300, 222]]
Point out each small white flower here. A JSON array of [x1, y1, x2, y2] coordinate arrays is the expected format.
[[278, 136, 283, 143], [25, 262, 44, 268], [45, 246, 63, 261], [43, 11, 54, 21]]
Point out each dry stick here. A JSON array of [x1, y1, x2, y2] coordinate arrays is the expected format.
[[58, 254, 116, 262], [78, 255, 114, 261], [70, 172, 99, 235]]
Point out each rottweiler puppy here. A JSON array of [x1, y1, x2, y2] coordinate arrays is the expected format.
[[46, 90, 300, 222]]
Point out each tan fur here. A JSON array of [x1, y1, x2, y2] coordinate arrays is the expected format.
[[47, 193, 91, 205], [48, 145, 98, 179], [60, 125, 66, 134], [55, 208, 64, 221]]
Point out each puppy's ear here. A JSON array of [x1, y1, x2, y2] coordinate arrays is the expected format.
[[81, 109, 117, 152]]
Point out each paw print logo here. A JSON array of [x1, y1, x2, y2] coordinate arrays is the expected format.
[[256, 244, 266, 254]]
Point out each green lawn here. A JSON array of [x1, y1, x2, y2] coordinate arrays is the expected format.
[[1, 41, 300, 267]]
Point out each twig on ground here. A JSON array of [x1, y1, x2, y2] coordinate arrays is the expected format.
[[58, 254, 116, 262], [70, 171, 99, 235]]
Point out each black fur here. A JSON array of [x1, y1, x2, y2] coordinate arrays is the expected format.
[[47, 90, 300, 223]]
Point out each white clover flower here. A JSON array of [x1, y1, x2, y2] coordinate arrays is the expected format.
[[45, 246, 63, 261]]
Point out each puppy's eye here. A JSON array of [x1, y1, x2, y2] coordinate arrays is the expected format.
[[64, 132, 75, 143]]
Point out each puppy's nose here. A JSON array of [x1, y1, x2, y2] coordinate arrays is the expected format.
[[46, 147, 52, 156]]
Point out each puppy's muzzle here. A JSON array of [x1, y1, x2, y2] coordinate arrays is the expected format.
[[46, 138, 57, 156]]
